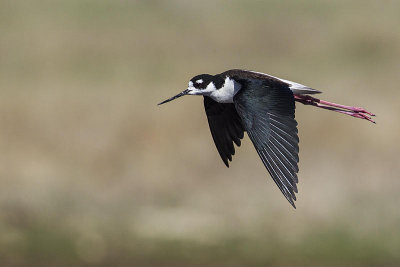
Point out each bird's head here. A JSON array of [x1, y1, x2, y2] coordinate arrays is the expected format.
[[158, 74, 225, 105]]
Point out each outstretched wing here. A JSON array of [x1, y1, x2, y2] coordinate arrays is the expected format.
[[233, 78, 300, 208], [204, 96, 245, 167]]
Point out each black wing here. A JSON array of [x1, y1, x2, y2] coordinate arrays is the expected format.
[[204, 96, 245, 167], [233, 78, 299, 208]]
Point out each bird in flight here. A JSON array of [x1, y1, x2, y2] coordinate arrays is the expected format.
[[158, 69, 375, 208]]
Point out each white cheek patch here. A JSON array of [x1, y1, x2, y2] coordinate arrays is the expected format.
[[196, 79, 203, 84]]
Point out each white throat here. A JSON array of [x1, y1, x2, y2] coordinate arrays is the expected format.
[[209, 77, 241, 103]]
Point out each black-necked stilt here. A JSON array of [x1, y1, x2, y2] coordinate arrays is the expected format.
[[158, 69, 375, 208]]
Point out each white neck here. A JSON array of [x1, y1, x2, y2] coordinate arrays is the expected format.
[[209, 77, 241, 103]]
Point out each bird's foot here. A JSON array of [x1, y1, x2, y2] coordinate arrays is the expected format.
[[334, 109, 376, 124], [326, 104, 375, 117]]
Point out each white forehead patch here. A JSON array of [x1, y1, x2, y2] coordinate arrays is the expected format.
[[188, 81, 193, 87], [195, 79, 203, 84]]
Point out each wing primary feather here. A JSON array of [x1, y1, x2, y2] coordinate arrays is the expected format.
[[270, 128, 299, 154], [268, 139, 299, 178], [248, 130, 296, 206], [266, 143, 298, 192], [262, 146, 295, 198], [269, 134, 299, 166], [269, 119, 299, 142], [259, 146, 296, 207]]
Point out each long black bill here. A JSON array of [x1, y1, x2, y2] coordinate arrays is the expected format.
[[158, 89, 190, 105]]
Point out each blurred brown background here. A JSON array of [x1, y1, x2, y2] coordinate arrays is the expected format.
[[0, 0, 399, 266]]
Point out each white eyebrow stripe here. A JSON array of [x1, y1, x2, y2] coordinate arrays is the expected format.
[[196, 79, 203, 84]]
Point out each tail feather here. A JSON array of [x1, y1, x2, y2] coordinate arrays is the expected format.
[[290, 87, 322, 95]]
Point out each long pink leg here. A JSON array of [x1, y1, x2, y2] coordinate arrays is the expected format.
[[317, 99, 375, 116], [294, 94, 376, 124]]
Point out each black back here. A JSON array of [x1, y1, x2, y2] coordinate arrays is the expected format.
[[220, 69, 288, 88]]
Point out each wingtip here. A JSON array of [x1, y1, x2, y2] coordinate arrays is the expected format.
[[281, 192, 297, 209], [285, 194, 297, 209], [289, 199, 297, 209], [223, 160, 229, 168]]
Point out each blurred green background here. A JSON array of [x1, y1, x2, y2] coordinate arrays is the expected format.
[[1, 0, 399, 266]]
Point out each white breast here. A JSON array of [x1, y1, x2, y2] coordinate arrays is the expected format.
[[209, 77, 241, 103]]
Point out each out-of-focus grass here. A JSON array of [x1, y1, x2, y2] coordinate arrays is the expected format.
[[1, 219, 400, 266], [0, 0, 400, 266]]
